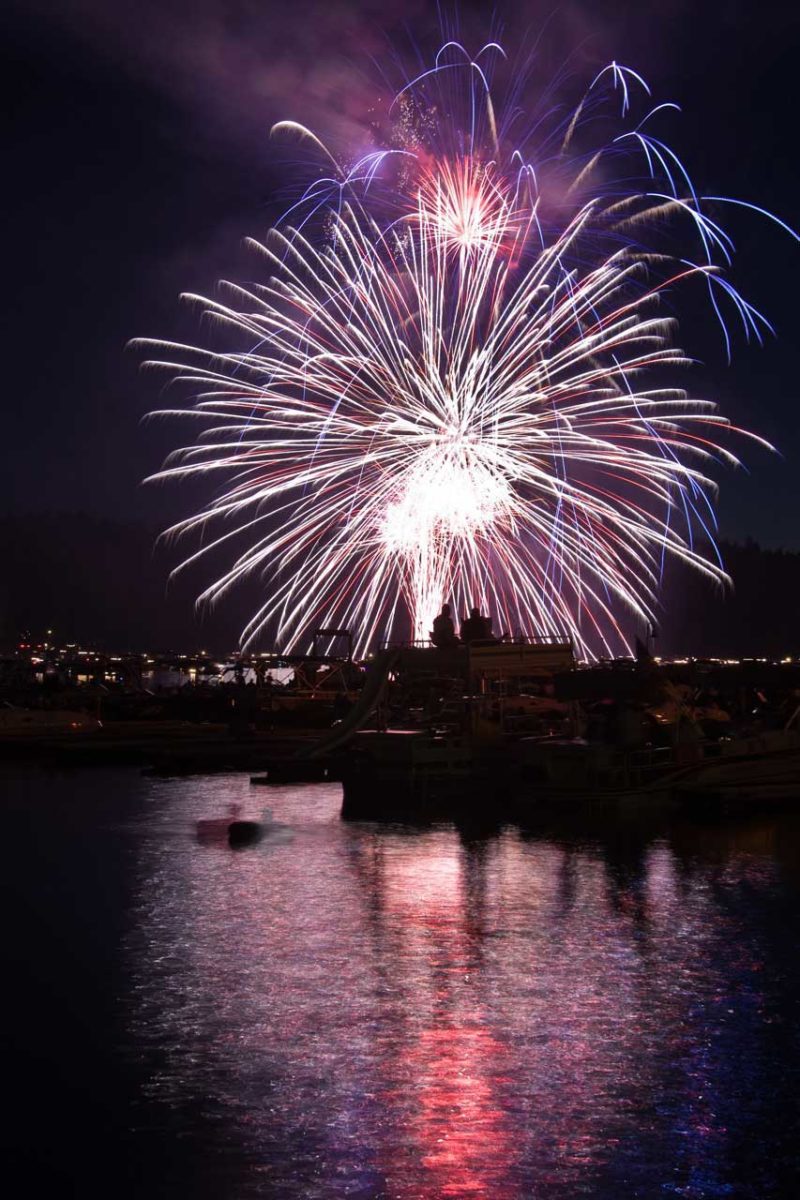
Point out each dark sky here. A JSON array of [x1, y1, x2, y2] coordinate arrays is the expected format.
[[1, 0, 798, 646]]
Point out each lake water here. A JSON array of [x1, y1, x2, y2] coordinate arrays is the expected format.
[[3, 767, 799, 1198]]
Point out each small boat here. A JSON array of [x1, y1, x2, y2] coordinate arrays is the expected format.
[[510, 725, 800, 814], [196, 803, 244, 841], [341, 729, 478, 818], [228, 819, 264, 846], [674, 732, 800, 811], [0, 704, 101, 736], [196, 803, 275, 845]]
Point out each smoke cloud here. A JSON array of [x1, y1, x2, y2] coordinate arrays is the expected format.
[[9, 0, 695, 164]]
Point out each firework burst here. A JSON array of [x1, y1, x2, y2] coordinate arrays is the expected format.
[[139, 41, 794, 658]]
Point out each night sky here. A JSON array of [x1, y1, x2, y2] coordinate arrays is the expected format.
[[2, 0, 798, 649]]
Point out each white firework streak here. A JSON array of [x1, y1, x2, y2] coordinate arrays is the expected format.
[[139, 159, 771, 659]]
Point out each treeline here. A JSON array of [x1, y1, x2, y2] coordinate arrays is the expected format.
[[0, 511, 244, 651], [658, 539, 800, 658], [0, 512, 797, 657]]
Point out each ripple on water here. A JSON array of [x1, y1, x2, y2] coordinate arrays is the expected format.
[[118, 775, 800, 1199]]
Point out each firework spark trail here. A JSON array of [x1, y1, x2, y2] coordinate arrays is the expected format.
[[139, 41, 794, 658]]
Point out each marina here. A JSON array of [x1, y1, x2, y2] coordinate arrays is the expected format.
[[4, 637, 800, 820]]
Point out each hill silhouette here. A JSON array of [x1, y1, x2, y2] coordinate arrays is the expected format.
[[1, 512, 797, 656]]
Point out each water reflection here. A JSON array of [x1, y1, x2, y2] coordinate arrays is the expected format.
[[126, 780, 799, 1198]]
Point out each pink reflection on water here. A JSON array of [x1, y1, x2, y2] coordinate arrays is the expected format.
[[125, 780, 779, 1198], [406, 1024, 512, 1198], [359, 838, 518, 1197]]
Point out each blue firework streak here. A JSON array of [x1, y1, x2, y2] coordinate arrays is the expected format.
[[137, 40, 796, 658]]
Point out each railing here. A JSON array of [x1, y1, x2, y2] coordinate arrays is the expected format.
[[380, 634, 573, 650]]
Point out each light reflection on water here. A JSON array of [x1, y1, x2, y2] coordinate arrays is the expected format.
[[125, 777, 798, 1199]]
